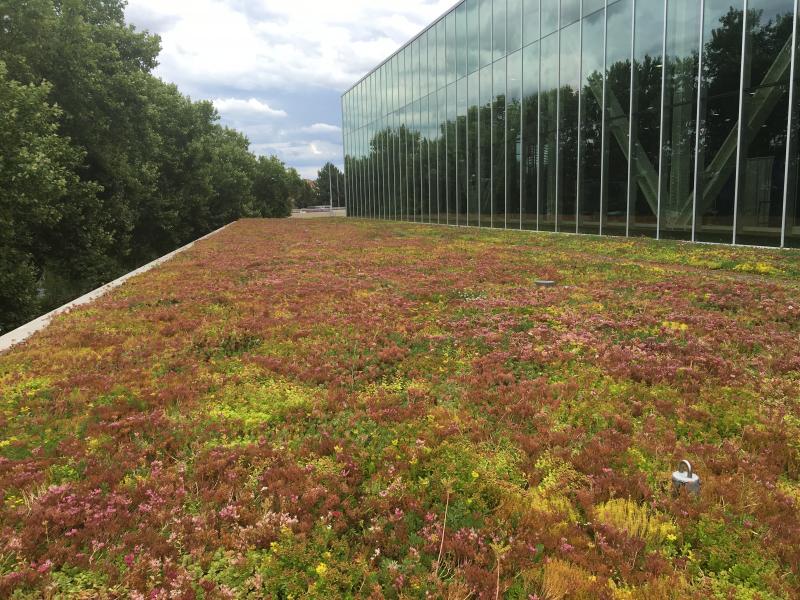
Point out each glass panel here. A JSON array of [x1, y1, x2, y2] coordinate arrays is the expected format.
[[579, 7, 605, 234], [413, 99, 422, 220], [540, 32, 558, 230], [418, 98, 426, 222], [523, 41, 540, 229], [448, 82, 458, 223], [428, 31, 437, 96], [481, 0, 494, 68], [507, 49, 523, 228], [542, 0, 558, 37], [694, 0, 744, 243], [400, 48, 407, 109], [468, 70, 481, 225], [420, 33, 429, 99], [447, 11, 457, 84], [558, 21, 580, 232], [508, 0, 523, 52], [736, 0, 793, 246], [493, 56, 507, 227], [438, 20, 447, 91], [420, 98, 428, 221], [524, 0, 540, 46], [629, 0, 664, 237], [494, 0, 507, 62], [584, 0, 604, 17], [789, 9, 800, 247], [393, 56, 400, 113], [439, 88, 448, 221], [410, 41, 417, 103], [389, 109, 394, 220], [458, 77, 469, 225], [468, 0, 480, 74], [400, 106, 408, 220], [659, 0, 700, 240], [428, 99, 438, 223], [383, 118, 390, 219], [457, 3, 468, 79], [561, 0, 580, 28], [480, 64, 494, 223], [602, 0, 632, 235]]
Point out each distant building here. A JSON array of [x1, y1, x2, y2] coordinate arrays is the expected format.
[[342, 0, 800, 248]]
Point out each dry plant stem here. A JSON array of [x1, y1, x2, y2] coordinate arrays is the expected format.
[[436, 489, 451, 573], [495, 557, 501, 600]]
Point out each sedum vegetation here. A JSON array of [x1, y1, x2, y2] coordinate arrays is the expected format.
[[0, 0, 303, 335], [0, 219, 799, 598]]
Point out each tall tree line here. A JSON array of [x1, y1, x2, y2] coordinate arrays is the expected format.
[[0, 0, 304, 334]]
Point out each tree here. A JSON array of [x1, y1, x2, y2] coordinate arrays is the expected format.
[[315, 162, 345, 207], [0, 60, 107, 332], [253, 156, 292, 218], [0, 0, 299, 334]]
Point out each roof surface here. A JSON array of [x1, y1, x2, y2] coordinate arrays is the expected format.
[[1, 218, 799, 597]]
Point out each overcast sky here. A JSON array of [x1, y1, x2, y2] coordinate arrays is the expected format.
[[124, 0, 455, 179]]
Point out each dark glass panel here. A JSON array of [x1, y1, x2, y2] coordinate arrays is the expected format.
[[540, 32, 558, 230], [522, 41, 540, 229], [579, 8, 605, 234], [458, 77, 469, 225], [384, 118, 391, 220], [602, 0, 632, 235], [659, 0, 699, 240], [457, 3, 468, 79], [428, 101, 438, 223], [422, 96, 431, 222], [468, 70, 481, 225], [480, 64, 494, 223], [439, 88, 448, 221], [400, 106, 408, 220], [414, 99, 422, 220], [736, 0, 793, 246], [480, 0, 493, 68], [507, 49, 523, 228], [523, 0, 540, 46], [558, 21, 580, 232], [448, 82, 458, 223], [789, 9, 800, 247], [629, 0, 663, 237], [694, 0, 744, 243], [388, 113, 395, 220], [493, 57, 507, 227], [494, 0, 507, 62]]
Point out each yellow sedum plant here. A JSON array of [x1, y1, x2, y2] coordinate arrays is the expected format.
[[593, 498, 677, 548]]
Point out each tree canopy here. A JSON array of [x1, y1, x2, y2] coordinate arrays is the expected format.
[[0, 0, 298, 334]]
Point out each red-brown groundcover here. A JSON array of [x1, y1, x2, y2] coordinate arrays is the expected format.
[[1, 219, 799, 598]]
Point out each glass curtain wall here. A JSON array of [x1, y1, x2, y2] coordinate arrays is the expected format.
[[341, 0, 800, 248]]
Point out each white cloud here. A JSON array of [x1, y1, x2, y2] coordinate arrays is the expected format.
[[127, 0, 454, 92], [125, 0, 451, 175], [213, 98, 287, 118], [301, 123, 341, 134]]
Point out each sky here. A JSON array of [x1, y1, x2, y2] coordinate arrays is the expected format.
[[124, 0, 455, 179]]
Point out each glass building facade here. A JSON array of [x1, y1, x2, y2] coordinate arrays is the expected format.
[[341, 0, 800, 248]]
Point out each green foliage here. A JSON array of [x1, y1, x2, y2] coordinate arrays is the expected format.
[[314, 162, 345, 207], [0, 0, 296, 334]]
